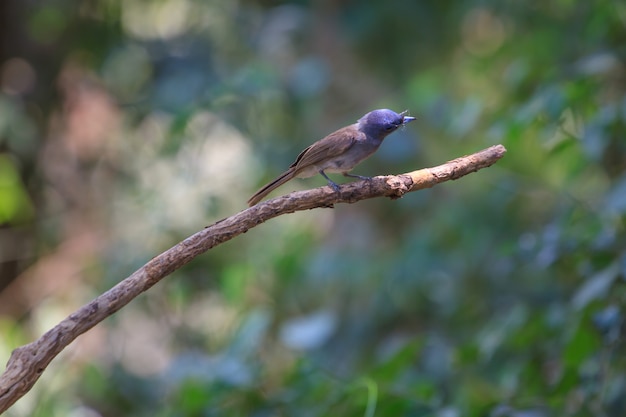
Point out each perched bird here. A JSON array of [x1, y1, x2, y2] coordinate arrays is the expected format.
[[247, 109, 416, 206]]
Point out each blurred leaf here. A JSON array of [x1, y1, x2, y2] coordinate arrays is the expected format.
[[221, 264, 250, 305], [604, 175, 626, 215], [563, 321, 600, 369], [280, 310, 337, 350], [572, 263, 620, 310], [0, 154, 34, 224]]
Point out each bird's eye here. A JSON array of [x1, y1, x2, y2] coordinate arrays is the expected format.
[[385, 125, 394, 131]]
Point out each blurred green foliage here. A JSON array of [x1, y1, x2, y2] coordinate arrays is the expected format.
[[0, 0, 625, 416]]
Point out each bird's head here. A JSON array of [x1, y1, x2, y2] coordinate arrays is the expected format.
[[357, 109, 416, 138]]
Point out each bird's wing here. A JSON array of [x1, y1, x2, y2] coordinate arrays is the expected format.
[[290, 126, 359, 170]]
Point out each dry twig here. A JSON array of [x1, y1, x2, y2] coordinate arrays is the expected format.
[[0, 144, 506, 412]]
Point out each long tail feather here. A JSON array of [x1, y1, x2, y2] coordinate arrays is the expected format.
[[247, 168, 297, 206]]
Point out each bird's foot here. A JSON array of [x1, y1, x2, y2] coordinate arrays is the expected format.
[[319, 170, 341, 193], [327, 180, 341, 193]]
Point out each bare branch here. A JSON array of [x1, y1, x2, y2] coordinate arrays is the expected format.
[[0, 144, 506, 412]]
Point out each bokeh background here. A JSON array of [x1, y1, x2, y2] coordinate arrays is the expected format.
[[1, 0, 625, 416]]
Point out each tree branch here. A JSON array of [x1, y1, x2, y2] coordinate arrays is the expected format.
[[0, 144, 506, 412]]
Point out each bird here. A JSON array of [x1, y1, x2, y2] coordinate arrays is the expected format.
[[247, 109, 416, 206]]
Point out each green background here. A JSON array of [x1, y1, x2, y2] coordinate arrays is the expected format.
[[0, 0, 625, 416]]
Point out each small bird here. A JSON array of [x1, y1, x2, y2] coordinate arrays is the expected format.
[[247, 109, 416, 206]]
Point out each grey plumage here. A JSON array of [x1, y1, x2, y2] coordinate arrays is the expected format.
[[247, 109, 415, 206]]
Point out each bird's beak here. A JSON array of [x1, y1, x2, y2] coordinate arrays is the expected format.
[[399, 110, 416, 124]]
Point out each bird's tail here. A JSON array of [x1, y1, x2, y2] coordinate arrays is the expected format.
[[247, 168, 297, 206]]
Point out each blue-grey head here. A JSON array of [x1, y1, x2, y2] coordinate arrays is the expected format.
[[357, 109, 416, 139]]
